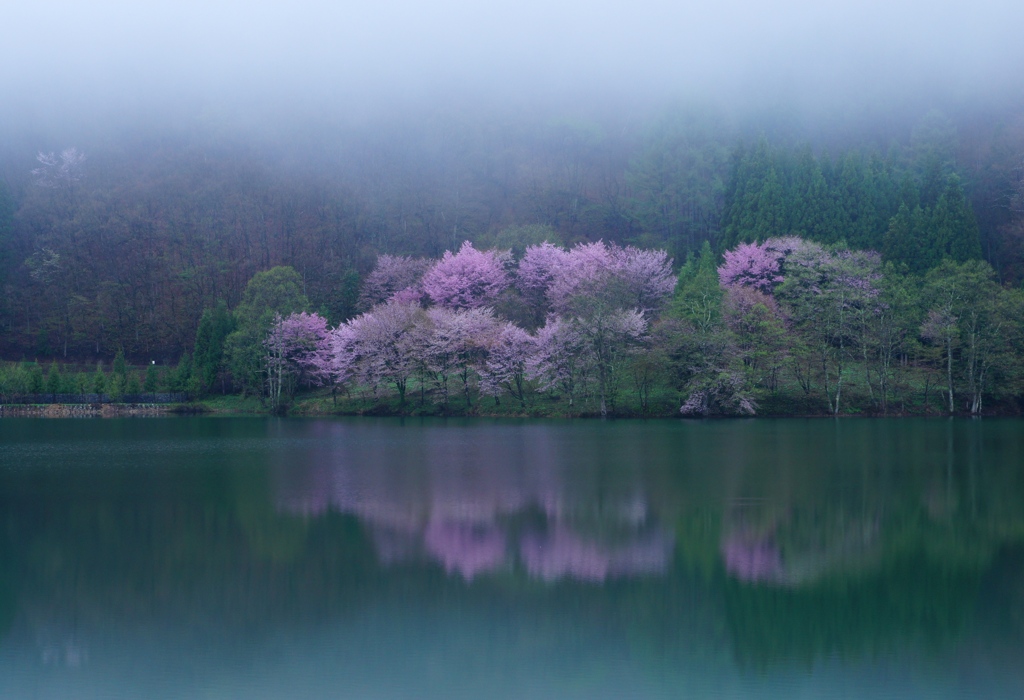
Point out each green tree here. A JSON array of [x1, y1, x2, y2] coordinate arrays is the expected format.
[[626, 110, 728, 256], [922, 260, 1009, 414], [112, 349, 128, 382], [92, 362, 107, 395], [932, 174, 982, 263], [193, 301, 235, 395], [669, 241, 723, 333], [144, 364, 159, 392], [45, 361, 63, 394], [884, 203, 937, 273], [224, 267, 309, 398], [28, 364, 44, 394]]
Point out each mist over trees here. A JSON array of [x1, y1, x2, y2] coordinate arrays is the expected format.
[[2, 101, 1024, 367]]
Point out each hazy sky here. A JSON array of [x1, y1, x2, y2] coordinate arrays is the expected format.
[[4, 0, 1024, 126]]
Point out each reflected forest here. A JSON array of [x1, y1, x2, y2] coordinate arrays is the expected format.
[[1, 418, 1023, 685]]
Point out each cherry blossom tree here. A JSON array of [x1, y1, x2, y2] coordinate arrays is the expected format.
[[527, 316, 590, 410], [611, 245, 677, 314], [679, 371, 756, 417], [340, 301, 428, 405], [264, 312, 334, 411], [547, 241, 617, 313], [421, 241, 511, 310], [357, 254, 430, 311], [423, 306, 499, 407], [717, 241, 783, 292], [575, 307, 647, 416], [479, 322, 536, 407], [516, 241, 569, 323]]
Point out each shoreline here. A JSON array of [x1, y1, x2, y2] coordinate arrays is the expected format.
[[2, 400, 1020, 419]]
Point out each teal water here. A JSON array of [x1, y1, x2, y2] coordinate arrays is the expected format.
[[0, 417, 1022, 699]]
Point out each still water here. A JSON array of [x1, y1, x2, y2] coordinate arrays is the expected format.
[[0, 417, 1022, 699]]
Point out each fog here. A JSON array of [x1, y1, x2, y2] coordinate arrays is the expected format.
[[4, 0, 1024, 134]]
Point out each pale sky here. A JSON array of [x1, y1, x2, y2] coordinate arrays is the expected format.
[[3, 1, 1023, 127]]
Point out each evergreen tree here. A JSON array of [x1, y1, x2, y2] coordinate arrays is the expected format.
[[884, 203, 937, 273], [932, 174, 982, 263], [112, 349, 128, 382], [171, 353, 193, 394], [193, 301, 235, 395], [92, 363, 107, 395], [45, 361, 63, 394], [28, 364, 44, 394], [144, 364, 160, 392], [670, 241, 723, 333]]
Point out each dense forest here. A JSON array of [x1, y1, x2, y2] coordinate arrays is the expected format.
[[1, 102, 1023, 415]]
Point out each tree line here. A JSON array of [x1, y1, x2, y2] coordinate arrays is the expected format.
[[150, 231, 1021, 417], [0, 107, 1022, 385]]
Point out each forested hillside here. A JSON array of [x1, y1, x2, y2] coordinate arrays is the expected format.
[[0, 103, 1023, 416]]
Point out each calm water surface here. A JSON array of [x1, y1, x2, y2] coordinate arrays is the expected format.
[[0, 417, 1022, 699]]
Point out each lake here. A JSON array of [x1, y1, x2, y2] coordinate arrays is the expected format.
[[1, 417, 1022, 699]]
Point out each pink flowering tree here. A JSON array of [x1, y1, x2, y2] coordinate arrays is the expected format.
[[357, 254, 431, 311], [421, 241, 511, 310], [717, 241, 784, 293], [339, 300, 428, 405], [575, 307, 647, 416], [611, 245, 677, 315], [516, 242, 569, 325], [423, 306, 500, 407], [263, 312, 334, 412], [547, 241, 617, 313], [526, 316, 591, 410], [479, 322, 536, 407]]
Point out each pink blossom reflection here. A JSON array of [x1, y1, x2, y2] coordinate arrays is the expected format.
[[424, 520, 507, 580], [721, 532, 784, 584], [521, 525, 671, 582], [273, 423, 673, 583]]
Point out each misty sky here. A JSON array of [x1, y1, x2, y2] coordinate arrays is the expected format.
[[4, 0, 1024, 127]]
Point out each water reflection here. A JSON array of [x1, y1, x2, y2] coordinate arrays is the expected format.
[[274, 421, 674, 581], [0, 417, 1022, 698]]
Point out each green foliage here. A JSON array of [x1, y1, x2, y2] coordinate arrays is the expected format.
[[884, 203, 934, 273], [45, 361, 63, 394], [626, 109, 728, 256], [28, 364, 44, 393], [107, 373, 125, 401], [478, 224, 562, 258], [144, 364, 160, 392], [170, 352, 194, 394], [224, 267, 309, 398], [92, 362, 107, 394], [126, 372, 141, 396], [922, 259, 1015, 414], [669, 241, 723, 332], [325, 268, 361, 324], [112, 349, 127, 380], [193, 301, 235, 396]]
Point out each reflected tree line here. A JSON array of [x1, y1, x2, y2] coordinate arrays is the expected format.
[[0, 419, 1022, 669]]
